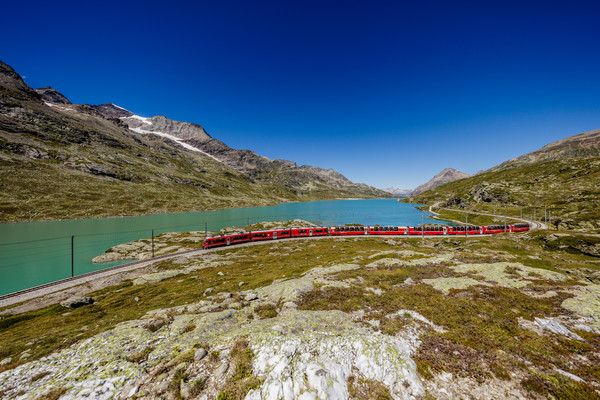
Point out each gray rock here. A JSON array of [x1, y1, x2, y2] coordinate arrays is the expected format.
[[403, 277, 416, 286], [220, 349, 231, 359], [60, 296, 94, 309], [180, 380, 191, 399], [244, 292, 258, 301], [534, 317, 584, 341], [215, 310, 235, 320], [203, 288, 215, 296], [194, 348, 207, 361], [228, 302, 242, 310], [214, 362, 229, 379], [217, 271, 224, 276], [239, 281, 245, 287], [0, 357, 12, 366], [283, 301, 298, 309]]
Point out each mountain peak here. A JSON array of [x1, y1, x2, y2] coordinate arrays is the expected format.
[[35, 87, 72, 105], [0, 60, 42, 103], [411, 168, 471, 195], [89, 103, 134, 118]]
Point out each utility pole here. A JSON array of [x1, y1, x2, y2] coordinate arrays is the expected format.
[[549, 210, 551, 229], [466, 214, 468, 238], [422, 210, 424, 242], [534, 207, 536, 222], [248, 218, 251, 234], [204, 222, 207, 239], [71, 235, 74, 277], [544, 209, 547, 225], [520, 206, 522, 219], [152, 229, 155, 258], [352, 213, 355, 225]]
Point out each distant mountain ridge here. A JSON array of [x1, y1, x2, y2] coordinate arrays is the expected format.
[[0, 60, 391, 222], [411, 168, 471, 195], [93, 103, 357, 188], [492, 128, 600, 171], [383, 187, 412, 197]]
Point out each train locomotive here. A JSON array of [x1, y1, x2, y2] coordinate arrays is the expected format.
[[202, 223, 530, 249]]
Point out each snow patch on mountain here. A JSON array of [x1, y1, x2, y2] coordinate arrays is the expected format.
[[126, 115, 152, 125], [129, 126, 222, 162]]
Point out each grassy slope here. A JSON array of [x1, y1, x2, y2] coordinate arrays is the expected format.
[[0, 108, 389, 222], [410, 157, 600, 231]]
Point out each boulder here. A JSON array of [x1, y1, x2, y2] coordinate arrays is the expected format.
[[60, 296, 94, 309]]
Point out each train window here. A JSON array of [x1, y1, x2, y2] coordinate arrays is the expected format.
[[281, 231, 290, 235], [213, 238, 226, 244], [394, 227, 398, 231], [299, 230, 307, 234]]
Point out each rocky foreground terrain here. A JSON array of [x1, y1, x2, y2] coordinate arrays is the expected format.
[[1, 224, 600, 399]]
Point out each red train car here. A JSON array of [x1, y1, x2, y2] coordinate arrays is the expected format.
[[203, 232, 251, 248], [369, 226, 404, 235], [250, 230, 276, 241], [447, 226, 482, 235], [511, 223, 530, 233], [330, 226, 367, 235], [482, 225, 510, 234], [408, 226, 447, 235], [290, 227, 329, 237]]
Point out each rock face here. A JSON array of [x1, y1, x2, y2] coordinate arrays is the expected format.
[[411, 168, 471, 195], [35, 87, 72, 104], [117, 111, 363, 189], [89, 103, 133, 118]]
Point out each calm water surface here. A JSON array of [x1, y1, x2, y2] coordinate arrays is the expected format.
[[0, 199, 443, 295]]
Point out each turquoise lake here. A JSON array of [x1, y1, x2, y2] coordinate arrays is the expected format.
[[0, 199, 444, 296]]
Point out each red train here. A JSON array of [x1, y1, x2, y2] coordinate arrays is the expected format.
[[202, 223, 530, 249]]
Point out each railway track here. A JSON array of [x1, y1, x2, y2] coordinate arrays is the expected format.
[[0, 215, 542, 308]]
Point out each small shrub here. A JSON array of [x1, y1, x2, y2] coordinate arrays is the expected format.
[[253, 304, 278, 319], [126, 347, 154, 364], [30, 371, 51, 382], [34, 387, 68, 400], [209, 350, 220, 362], [347, 376, 392, 400], [182, 324, 195, 333]]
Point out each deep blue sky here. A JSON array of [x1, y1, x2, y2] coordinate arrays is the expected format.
[[3, 0, 600, 189]]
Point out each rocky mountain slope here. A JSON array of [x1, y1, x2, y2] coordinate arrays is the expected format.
[[493, 128, 600, 171], [411, 168, 471, 196], [0, 60, 390, 222], [410, 131, 600, 230]]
